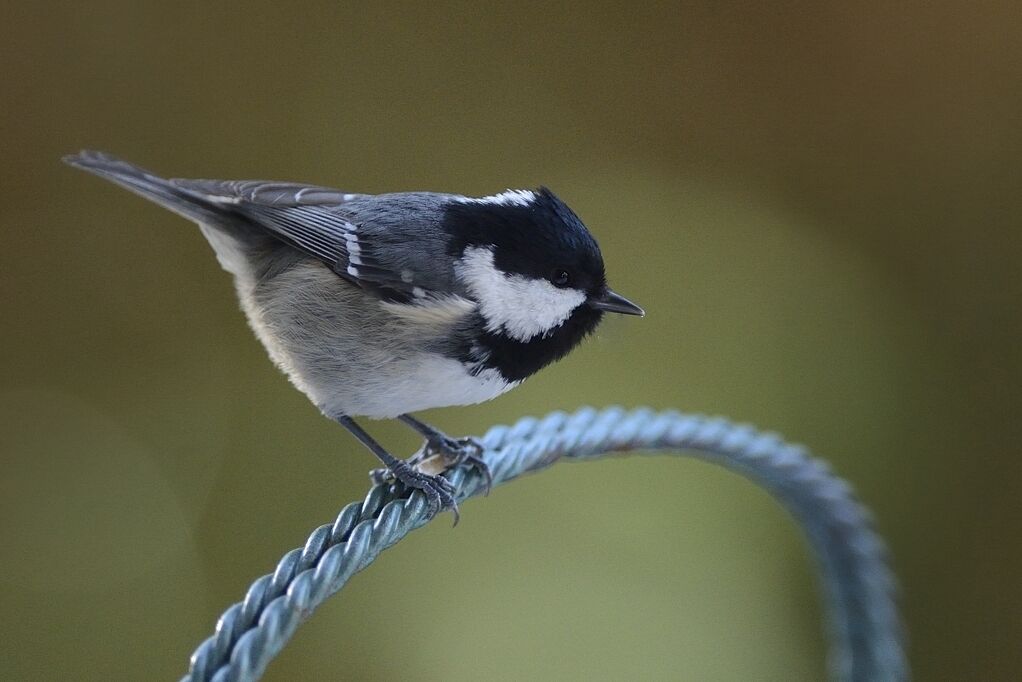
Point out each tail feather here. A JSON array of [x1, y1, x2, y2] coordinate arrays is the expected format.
[[63, 150, 228, 226]]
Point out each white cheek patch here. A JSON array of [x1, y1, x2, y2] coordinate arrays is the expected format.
[[455, 247, 586, 342]]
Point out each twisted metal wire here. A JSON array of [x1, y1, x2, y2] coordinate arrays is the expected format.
[[181, 406, 907, 682]]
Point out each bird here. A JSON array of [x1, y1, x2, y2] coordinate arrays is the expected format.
[[64, 150, 644, 520]]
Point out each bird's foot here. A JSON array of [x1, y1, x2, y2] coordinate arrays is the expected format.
[[422, 435, 493, 495], [375, 458, 460, 524], [368, 434, 490, 518]]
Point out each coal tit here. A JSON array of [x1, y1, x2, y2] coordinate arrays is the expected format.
[[65, 151, 643, 518]]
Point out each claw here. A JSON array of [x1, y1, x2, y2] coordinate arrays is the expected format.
[[367, 432, 489, 523], [381, 458, 460, 525], [425, 436, 493, 495], [368, 466, 393, 486]]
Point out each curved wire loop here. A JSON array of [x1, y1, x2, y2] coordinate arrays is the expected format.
[[181, 406, 907, 682]]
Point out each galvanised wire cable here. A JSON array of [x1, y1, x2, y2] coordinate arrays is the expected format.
[[181, 406, 907, 682]]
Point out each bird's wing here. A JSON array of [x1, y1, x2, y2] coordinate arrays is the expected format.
[[170, 178, 447, 302], [169, 178, 369, 206]]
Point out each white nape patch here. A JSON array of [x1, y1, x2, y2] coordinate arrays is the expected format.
[[454, 189, 537, 207], [454, 246, 586, 342], [381, 294, 477, 327]]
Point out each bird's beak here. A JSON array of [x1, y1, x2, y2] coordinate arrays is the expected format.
[[590, 288, 645, 316]]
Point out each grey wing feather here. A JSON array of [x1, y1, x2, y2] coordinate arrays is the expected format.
[[65, 151, 452, 302], [169, 178, 368, 206], [170, 177, 440, 301]]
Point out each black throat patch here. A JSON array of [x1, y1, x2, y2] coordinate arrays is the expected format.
[[455, 306, 604, 383]]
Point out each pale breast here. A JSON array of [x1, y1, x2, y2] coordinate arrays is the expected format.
[[230, 258, 517, 419], [321, 355, 518, 419]]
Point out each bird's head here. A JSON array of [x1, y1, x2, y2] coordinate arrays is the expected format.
[[443, 187, 642, 380]]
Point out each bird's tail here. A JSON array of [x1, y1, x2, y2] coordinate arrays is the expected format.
[[63, 150, 228, 226]]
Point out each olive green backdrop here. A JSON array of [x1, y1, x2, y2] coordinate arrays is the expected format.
[[2, 2, 1019, 680]]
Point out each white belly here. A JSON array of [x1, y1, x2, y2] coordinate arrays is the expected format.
[[316, 355, 517, 419]]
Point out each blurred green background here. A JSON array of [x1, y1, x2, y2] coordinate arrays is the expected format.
[[2, 2, 1020, 680]]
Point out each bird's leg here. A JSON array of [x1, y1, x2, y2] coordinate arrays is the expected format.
[[397, 414, 492, 495], [336, 416, 458, 521]]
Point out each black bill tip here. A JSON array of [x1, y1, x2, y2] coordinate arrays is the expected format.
[[590, 288, 644, 316]]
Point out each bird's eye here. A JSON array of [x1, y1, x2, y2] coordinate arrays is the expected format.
[[551, 269, 571, 288]]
